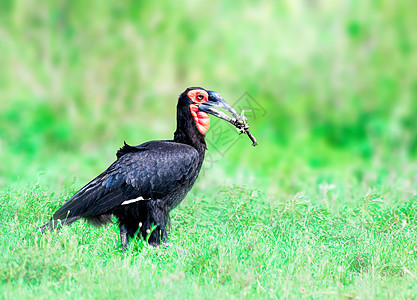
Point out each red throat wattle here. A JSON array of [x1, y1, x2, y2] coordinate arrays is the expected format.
[[189, 104, 210, 135]]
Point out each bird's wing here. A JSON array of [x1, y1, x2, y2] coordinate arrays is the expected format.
[[53, 141, 200, 220]]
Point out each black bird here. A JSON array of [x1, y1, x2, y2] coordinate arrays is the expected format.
[[42, 87, 253, 248]]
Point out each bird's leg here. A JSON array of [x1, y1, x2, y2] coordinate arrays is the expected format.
[[144, 221, 166, 247], [143, 202, 168, 246], [119, 223, 129, 251]]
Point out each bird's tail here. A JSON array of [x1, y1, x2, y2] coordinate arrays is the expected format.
[[39, 216, 81, 233]]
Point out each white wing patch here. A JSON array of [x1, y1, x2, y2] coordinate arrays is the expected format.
[[121, 196, 148, 205]]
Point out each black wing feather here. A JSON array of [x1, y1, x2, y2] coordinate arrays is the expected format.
[[116, 141, 143, 159], [53, 141, 199, 220]]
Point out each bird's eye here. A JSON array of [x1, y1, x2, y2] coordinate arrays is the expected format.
[[197, 94, 204, 101]]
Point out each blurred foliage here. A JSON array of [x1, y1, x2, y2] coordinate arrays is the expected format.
[[0, 0, 416, 189], [1, 2, 417, 296]]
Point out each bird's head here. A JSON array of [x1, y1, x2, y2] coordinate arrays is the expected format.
[[179, 87, 241, 135]]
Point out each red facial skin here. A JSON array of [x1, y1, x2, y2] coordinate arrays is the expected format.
[[187, 89, 210, 135]]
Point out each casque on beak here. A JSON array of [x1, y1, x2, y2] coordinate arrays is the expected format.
[[198, 90, 258, 147], [198, 91, 241, 124]]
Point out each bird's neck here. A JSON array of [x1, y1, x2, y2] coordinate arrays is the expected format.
[[173, 107, 207, 154]]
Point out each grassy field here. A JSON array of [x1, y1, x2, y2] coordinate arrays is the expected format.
[[2, 170, 417, 299], [1, 0, 417, 299]]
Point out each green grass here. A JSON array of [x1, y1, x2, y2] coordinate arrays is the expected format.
[[2, 170, 417, 299], [1, 0, 417, 298]]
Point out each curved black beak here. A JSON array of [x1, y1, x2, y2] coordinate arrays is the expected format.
[[199, 90, 258, 146], [198, 91, 240, 124]]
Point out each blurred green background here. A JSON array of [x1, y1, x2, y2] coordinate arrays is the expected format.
[[0, 0, 416, 194]]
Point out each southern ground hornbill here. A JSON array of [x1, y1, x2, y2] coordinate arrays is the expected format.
[[41, 87, 256, 248]]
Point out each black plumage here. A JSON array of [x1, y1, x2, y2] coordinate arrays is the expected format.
[[42, 87, 244, 248]]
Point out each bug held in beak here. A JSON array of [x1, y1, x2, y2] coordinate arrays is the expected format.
[[198, 91, 258, 146]]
